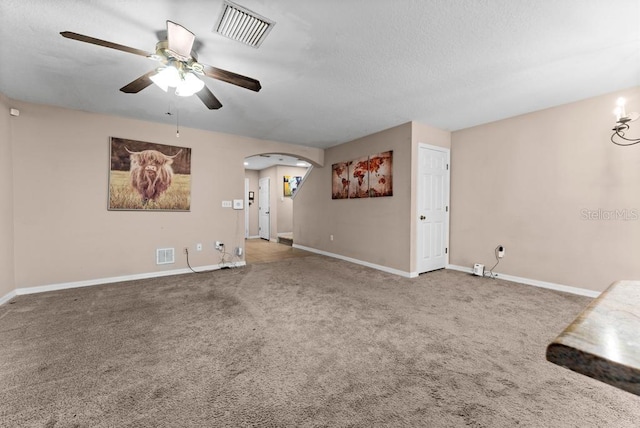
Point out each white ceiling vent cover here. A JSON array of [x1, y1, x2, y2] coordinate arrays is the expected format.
[[156, 248, 175, 265], [213, 0, 275, 48]]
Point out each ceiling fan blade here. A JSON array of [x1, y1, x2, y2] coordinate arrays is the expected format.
[[60, 31, 152, 57], [201, 64, 262, 92], [167, 21, 195, 59], [120, 70, 157, 93], [196, 85, 223, 110]]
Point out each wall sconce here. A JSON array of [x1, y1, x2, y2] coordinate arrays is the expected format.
[[248, 191, 255, 205], [611, 97, 640, 146]]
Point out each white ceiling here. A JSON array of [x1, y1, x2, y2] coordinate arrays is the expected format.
[[1, 1, 639, 149], [244, 154, 310, 170]]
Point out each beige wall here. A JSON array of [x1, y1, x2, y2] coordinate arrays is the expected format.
[[244, 170, 260, 237], [277, 165, 308, 235], [7, 99, 323, 289], [294, 122, 414, 273], [412, 122, 452, 150], [0, 95, 15, 297], [8, 87, 633, 296], [450, 87, 640, 292]]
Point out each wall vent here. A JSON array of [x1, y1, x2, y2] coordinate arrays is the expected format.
[[213, 0, 275, 48], [156, 248, 175, 265]]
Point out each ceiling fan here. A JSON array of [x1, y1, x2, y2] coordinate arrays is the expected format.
[[60, 20, 261, 110]]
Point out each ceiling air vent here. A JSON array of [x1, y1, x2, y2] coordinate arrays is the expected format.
[[213, 0, 275, 48]]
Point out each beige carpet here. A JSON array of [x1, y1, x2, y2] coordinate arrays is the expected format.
[[1, 256, 638, 427]]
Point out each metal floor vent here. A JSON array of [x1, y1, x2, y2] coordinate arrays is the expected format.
[[213, 0, 275, 48], [156, 248, 175, 265]]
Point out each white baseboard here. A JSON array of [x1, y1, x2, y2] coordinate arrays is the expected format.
[[2, 259, 599, 305], [0, 290, 17, 306], [446, 264, 600, 298], [247, 235, 261, 240], [4, 261, 246, 302], [293, 244, 414, 278]]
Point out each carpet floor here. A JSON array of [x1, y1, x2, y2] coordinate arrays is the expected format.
[[1, 256, 638, 427]]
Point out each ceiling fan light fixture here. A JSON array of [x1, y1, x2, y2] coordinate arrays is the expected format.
[[150, 66, 180, 92], [214, 0, 275, 48], [176, 72, 205, 97], [150, 64, 204, 97], [60, 20, 260, 109]]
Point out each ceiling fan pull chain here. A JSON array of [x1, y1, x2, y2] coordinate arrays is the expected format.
[[176, 101, 180, 138]]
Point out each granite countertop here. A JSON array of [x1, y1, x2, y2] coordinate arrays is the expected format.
[[546, 280, 640, 396]]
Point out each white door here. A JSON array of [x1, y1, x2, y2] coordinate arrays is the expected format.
[[258, 177, 270, 240], [417, 144, 449, 273], [244, 178, 250, 239]]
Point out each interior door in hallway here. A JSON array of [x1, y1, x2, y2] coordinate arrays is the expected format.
[[245, 178, 250, 239], [259, 177, 270, 240], [417, 144, 449, 274]]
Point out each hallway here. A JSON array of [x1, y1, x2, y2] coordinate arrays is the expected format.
[[244, 239, 313, 264]]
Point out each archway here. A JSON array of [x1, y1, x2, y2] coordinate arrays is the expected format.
[[243, 153, 312, 262]]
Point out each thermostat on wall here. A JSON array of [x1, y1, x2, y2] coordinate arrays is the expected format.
[[233, 199, 244, 210]]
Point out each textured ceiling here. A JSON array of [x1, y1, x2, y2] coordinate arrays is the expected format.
[[244, 154, 309, 170], [1, 0, 639, 149]]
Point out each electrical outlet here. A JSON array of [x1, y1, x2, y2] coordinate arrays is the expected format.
[[497, 245, 505, 258], [235, 247, 243, 256], [196, 243, 202, 251], [215, 241, 224, 251], [330, 234, 334, 241]]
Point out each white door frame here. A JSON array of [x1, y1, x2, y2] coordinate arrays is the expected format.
[[244, 178, 249, 239], [416, 143, 450, 274], [259, 177, 270, 240]]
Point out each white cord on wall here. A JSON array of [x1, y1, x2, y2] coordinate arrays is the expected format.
[[484, 245, 502, 279]]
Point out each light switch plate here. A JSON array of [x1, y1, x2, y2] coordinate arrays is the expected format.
[[233, 199, 243, 210], [222, 200, 232, 208]]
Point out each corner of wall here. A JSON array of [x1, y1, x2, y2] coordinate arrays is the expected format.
[[294, 123, 414, 273], [0, 92, 16, 300]]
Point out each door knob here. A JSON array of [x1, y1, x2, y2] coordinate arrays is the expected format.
[[420, 215, 426, 220]]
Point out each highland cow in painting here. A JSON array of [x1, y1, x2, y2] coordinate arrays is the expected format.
[[126, 147, 182, 203], [108, 137, 191, 211]]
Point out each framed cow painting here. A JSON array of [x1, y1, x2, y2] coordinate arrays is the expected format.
[[108, 137, 192, 211]]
